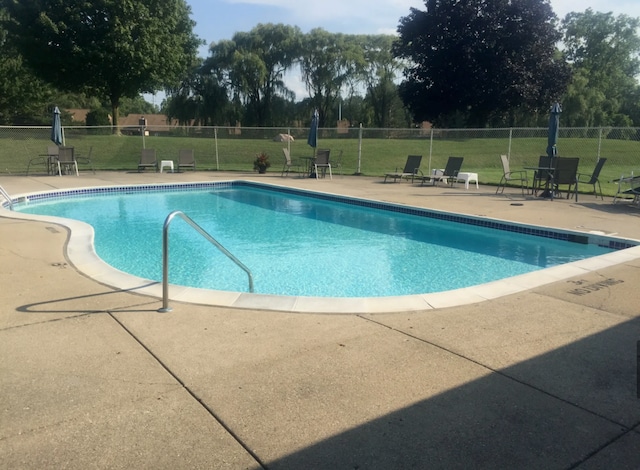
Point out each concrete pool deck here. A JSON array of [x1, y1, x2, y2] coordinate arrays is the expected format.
[[1, 171, 639, 468]]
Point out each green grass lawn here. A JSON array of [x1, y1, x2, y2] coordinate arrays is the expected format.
[[2, 130, 638, 197]]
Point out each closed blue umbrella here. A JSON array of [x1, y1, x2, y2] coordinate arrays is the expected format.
[[51, 107, 63, 146], [546, 102, 561, 157], [307, 109, 319, 149], [306, 109, 319, 178]]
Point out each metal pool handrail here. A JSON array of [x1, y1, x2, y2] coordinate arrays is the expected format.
[[159, 210, 254, 312], [0, 184, 13, 210]]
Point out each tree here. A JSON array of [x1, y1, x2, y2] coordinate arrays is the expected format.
[[394, 0, 571, 127], [164, 62, 232, 126], [203, 23, 302, 126], [0, 8, 55, 124], [2, 0, 201, 130], [354, 34, 405, 128], [561, 9, 640, 127], [299, 29, 364, 126]]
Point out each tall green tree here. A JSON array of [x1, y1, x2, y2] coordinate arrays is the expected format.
[[354, 34, 405, 128], [394, 0, 571, 127], [203, 23, 302, 126], [0, 8, 54, 124], [164, 61, 231, 126], [300, 29, 364, 126], [2, 0, 201, 129], [561, 9, 640, 127]]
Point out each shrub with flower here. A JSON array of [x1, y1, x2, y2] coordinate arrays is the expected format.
[[253, 152, 271, 172]]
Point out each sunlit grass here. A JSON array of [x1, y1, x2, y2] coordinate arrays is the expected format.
[[2, 130, 638, 196]]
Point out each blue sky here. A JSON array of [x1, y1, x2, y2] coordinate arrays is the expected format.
[[187, 0, 640, 50], [145, 0, 640, 105]]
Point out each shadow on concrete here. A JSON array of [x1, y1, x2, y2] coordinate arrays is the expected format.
[[17, 283, 161, 314], [578, 202, 640, 217], [258, 319, 640, 469]]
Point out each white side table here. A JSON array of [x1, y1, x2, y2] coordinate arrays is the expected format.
[[160, 160, 174, 173], [456, 172, 479, 190]]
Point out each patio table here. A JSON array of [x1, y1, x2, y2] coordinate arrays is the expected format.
[[524, 166, 555, 199]]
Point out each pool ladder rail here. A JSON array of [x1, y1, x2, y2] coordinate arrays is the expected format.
[[159, 210, 254, 312], [0, 184, 13, 210]]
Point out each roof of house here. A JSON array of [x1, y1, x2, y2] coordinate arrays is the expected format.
[[66, 109, 90, 123], [65, 110, 176, 129], [118, 113, 172, 128]]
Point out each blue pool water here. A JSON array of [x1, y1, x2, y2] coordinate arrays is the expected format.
[[15, 183, 618, 297]]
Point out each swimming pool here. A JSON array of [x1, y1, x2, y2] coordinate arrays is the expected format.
[[6, 181, 639, 313]]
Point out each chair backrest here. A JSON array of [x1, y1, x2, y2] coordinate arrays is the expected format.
[[140, 149, 156, 164], [443, 156, 463, 176], [402, 155, 422, 173], [499, 154, 510, 175], [58, 147, 74, 163], [47, 145, 59, 156], [553, 157, 580, 185], [178, 149, 194, 165], [315, 149, 330, 165], [586, 158, 607, 184], [282, 148, 291, 165], [535, 156, 552, 178]]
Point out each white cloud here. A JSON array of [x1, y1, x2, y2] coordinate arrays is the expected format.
[[553, 0, 640, 18], [222, 0, 424, 29]]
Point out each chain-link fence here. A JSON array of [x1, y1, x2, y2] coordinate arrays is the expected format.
[[1, 124, 638, 195]]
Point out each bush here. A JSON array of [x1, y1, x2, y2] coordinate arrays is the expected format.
[[86, 108, 111, 126]]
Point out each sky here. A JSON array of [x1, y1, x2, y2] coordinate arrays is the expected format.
[[145, 0, 640, 105]]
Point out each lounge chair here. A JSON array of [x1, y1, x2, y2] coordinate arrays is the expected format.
[[177, 149, 195, 171], [552, 157, 580, 201], [138, 149, 158, 172], [577, 158, 606, 200], [55, 146, 78, 176], [384, 155, 422, 183], [27, 145, 59, 176], [331, 150, 344, 176], [313, 149, 332, 179], [75, 146, 95, 174], [281, 148, 303, 177], [613, 173, 640, 205], [496, 154, 528, 195], [421, 156, 463, 186]]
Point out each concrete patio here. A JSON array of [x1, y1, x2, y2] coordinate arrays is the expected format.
[[1, 171, 639, 469]]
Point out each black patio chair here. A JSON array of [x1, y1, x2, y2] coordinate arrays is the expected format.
[[531, 155, 552, 195], [552, 157, 580, 201], [577, 158, 607, 200], [422, 156, 464, 187]]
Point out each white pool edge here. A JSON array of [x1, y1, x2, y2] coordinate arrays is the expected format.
[[4, 183, 640, 314]]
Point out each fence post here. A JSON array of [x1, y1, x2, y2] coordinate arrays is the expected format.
[[508, 128, 513, 158], [357, 123, 363, 175], [428, 128, 434, 174], [214, 127, 219, 171], [597, 127, 603, 159]]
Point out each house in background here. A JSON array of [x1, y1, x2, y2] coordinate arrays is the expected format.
[[65, 110, 177, 135], [118, 113, 175, 134], [67, 109, 90, 124]]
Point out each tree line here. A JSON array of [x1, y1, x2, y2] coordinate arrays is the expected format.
[[1, 0, 639, 129]]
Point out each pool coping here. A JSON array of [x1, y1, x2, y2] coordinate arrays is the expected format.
[[4, 179, 640, 314]]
